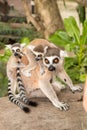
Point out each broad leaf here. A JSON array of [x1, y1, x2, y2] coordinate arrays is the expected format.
[[64, 16, 80, 44], [49, 31, 73, 48], [80, 20, 87, 45], [55, 31, 75, 43]]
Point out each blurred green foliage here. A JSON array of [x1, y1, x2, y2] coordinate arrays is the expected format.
[[0, 61, 8, 97], [0, 22, 43, 44], [49, 16, 87, 83], [76, 4, 86, 24]]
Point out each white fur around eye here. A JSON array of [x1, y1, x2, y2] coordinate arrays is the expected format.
[[43, 56, 60, 68], [45, 56, 60, 64], [13, 47, 20, 51]]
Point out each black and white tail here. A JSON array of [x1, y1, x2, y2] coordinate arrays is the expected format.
[[8, 54, 37, 113], [8, 80, 30, 113], [16, 67, 37, 106]]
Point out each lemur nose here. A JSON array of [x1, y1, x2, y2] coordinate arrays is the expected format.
[[35, 57, 40, 61], [48, 65, 55, 71], [14, 52, 18, 56]]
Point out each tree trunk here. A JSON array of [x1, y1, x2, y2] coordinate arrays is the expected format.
[[21, 0, 41, 31], [35, 0, 64, 39]]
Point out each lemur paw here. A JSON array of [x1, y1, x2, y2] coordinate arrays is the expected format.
[[71, 85, 83, 93], [53, 102, 69, 111]]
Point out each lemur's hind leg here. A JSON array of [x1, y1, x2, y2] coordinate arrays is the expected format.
[[57, 68, 82, 92], [52, 81, 66, 92]]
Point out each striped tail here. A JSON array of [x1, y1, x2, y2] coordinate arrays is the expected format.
[[16, 67, 38, 107], [8, 80, 30, 113]]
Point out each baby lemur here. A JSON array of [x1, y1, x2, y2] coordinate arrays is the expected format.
[[21, 38, 57, 76], [7, 43, 37, 113]]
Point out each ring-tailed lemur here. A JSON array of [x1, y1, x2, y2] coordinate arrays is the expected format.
[[7, 40, 82, 111], [7, 43, 37, 113]]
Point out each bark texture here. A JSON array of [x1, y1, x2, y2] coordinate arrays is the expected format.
[[34, 0, 64, 38], [22, 0, 41, 31]]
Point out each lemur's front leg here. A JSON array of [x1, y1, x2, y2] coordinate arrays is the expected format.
[[57, 68, 82, 92], [39, 79, 69, 110]]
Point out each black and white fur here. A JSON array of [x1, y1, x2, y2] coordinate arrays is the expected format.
[[7, 43, 37, 112]]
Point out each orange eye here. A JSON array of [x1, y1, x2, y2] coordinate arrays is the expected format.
[[16, 49, 20, 52], [53, 58, 59, 64], [45, 58, 49, 64]]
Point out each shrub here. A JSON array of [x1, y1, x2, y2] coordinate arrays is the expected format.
[[49, 16, 87, 83]]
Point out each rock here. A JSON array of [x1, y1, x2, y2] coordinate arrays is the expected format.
[[0, 89, 87, 130]]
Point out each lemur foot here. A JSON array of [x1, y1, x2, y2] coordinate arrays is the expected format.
[[53, 101, 69, 111], [29, 101, 38, 107], [71, 85, 83, 93]]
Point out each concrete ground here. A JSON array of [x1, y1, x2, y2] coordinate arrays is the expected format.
[[0, 87, 87, 130], [0, 1, 87, 130]]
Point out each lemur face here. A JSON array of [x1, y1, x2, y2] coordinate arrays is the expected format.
[[10, 43, 25, 58], [28, 45, 44, 61], [43, 55, 60, 71], [11, 46, 21, 56], [43, 47, 61, 71], [32, 51, 43, 61]]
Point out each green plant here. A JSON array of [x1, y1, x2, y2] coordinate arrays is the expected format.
[[0, 38, 30, 97], [0, 61, 8, 97], [49, 16, 87, 83]]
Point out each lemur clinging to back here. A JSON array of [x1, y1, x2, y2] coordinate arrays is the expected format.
[[7, 43, 38, 113]]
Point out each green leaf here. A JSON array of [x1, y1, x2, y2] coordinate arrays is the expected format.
[[80, 74, 86, 82], [20, 37, 30, 45], [80, 20, 87, 45], [55, 31, 74, 43], [49, 31, 73, 48], [64, 16, 80, 44]]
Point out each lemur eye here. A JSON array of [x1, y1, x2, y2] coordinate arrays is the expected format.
[[16, 49, 20, 52], [38, 54, 42, 57], [45, 58, 49, 64], [53, 58, 59, 64]]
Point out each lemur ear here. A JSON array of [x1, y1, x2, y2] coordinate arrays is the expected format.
[[44, 46, 48, 54], [5, 44, 12, 50], [60, 50, 68, 58], [21, 43, 26, 48]]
